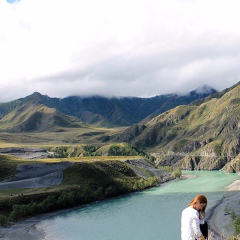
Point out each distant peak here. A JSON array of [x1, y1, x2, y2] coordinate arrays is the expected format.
[[24, 92, 44, 102], [176, 84, 218, 97], [32, 92, 42, 96], [195, 84, 217, 94]]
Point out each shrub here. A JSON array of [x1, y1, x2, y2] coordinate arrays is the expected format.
[[172, 168, 182, 178], [83, 145, 100, 156], [234, 216, 240, 235], [0, 214, 8, 226], [231, 210, 236, 220]]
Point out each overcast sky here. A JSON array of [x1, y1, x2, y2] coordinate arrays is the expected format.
[[1, 0, 240, 102]]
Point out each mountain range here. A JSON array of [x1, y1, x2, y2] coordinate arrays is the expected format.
[[0, 85, 217, 132], [1, 82, 239, 172], [111, 81, 240, 172]]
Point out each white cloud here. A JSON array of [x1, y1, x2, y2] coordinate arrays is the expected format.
[[0, 0, 240, 102]]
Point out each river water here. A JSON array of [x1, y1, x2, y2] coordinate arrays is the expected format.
[[35, 171, 239, 240]]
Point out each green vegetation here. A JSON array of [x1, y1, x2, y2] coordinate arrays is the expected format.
[[107, 143, 155, 163], [231, 210, 237, 220], [158, 166, 174, 172], [0, 155, 21, 181], [0, 99, 22, 119], [83, 145, 100, 156], [0, 90, 214, 129], [223, 207, 240, 238], [108, 143, 139, 156], [171, 168, 182, 178], [113, 84, 240, 171], [44, 143, 155, 163], [230, 210, 240, 240], [1, 84, 240, 234], [158, 166, 182, 178], [0, 158, 160, 226], [234, 216, 240, 236]]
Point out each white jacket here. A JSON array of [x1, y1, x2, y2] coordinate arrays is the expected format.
[[181, 207, 204, 240]]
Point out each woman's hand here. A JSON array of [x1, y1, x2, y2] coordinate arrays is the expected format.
[[199, 211, 204, 220], [199, 235, 205, 240]]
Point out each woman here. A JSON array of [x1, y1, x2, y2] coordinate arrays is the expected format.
[[181, 194, 208, 240]]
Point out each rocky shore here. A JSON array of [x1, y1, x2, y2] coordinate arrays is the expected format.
[[207, 179, 240, 239]]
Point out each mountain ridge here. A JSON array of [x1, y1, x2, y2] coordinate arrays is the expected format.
[[111, 81, 240, 171], [0, 85, 217, 130], [0, 98, 86, 132]]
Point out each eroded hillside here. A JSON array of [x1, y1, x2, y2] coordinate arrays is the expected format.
[[112, 82, 240, 171]]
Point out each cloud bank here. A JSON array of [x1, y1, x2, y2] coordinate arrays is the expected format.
[[0, 0, 240, 102]]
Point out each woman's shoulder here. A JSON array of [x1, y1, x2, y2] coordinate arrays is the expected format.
[[182, 206, 198, 215]]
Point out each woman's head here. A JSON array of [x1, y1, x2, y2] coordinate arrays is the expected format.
[[189, 194, 207, 215]]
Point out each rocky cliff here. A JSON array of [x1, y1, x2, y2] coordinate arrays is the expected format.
[[112, 82, 240, 172]]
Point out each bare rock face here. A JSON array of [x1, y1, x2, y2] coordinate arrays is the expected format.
[[0, 162, 74, 190], [155, 136, 240, 171], [0, 147, 51, 159], [222, 157, 240, 173], [125, 159, 173, 182], [13, 162, 73, 180]]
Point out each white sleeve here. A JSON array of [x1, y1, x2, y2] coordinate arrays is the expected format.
[[192, 210, 203, 238]]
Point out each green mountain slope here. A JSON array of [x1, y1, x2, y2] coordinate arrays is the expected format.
[[0, 102, 85, 132], [0, 86, 217, 128], [112, 82, 240, 171]]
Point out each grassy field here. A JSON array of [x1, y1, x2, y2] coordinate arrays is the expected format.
[[0, 126, 125, 147]]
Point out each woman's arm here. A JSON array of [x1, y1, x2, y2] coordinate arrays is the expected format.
[[199, 212, 205, 225], [192, 210, 205, 239]]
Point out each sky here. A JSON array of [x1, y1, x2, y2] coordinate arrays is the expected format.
[[1, 0, 240, 102]]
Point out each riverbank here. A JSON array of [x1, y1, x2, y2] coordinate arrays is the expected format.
[[0, 174, 239, 240], [0, 175, 199, 240], [0, 176, 181, 240], [0, 207, 82, 240], [0, 157, 170, 239], [207, 178, 240, 239]]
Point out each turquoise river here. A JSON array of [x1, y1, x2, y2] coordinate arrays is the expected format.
[[35, 171, 239, 240]]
